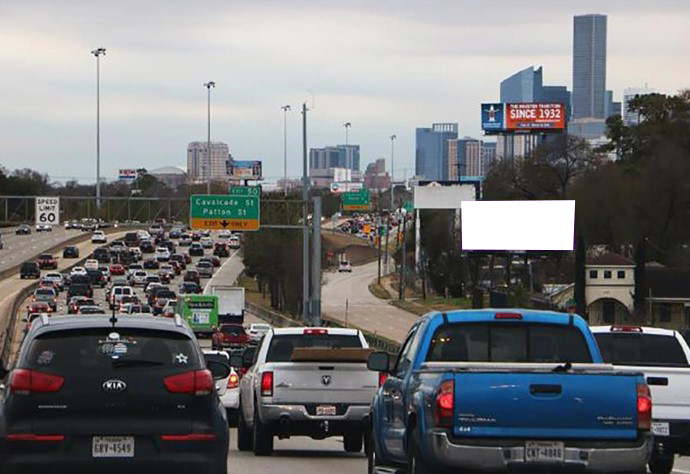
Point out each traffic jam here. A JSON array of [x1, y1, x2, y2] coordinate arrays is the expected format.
[[0, 221, 689, 474]]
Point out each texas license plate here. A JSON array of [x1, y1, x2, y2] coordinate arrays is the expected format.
[[525, 441, 564, 462], [316, 405, 337, 416], [92, 436, 134, 457], [652, 422, 670, 436]]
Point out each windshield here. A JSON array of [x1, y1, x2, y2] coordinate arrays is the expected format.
[[266, 334, 363, 362], [426, 323, 592, 363], [594, 333, 690, 367]]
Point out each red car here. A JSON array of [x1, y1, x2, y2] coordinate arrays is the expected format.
[[211, 256, 221, 267], [37, 253, 58, 270], [109, 263, 126, 275], [182, 252, 191, 264], [27, 301, 51, 314], [211, 324, 248, 350]]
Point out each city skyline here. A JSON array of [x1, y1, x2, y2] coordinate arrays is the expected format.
[[1, 1, 688, 183]]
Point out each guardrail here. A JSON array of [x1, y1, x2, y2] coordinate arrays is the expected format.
[[245, 301, 302, 328]]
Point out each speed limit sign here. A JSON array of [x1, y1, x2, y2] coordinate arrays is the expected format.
[[35, 197, 60, 226]]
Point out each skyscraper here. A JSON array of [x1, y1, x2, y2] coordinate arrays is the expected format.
[[415, 123, 458, 181], [186, 141, 229, 183], [308, 145, 360, 171], [623, 86, 656, 125], [572, 14, 607, 119], [500, 66, 543, 103]]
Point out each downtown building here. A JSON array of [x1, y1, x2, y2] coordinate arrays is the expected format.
[[308, 144, 361, 188], [415, 123, 458, 181], [623, 86, 656, 126], [186, 141, 230, 183], [363, 158, 391, 191], [448, 138, 497, 179]]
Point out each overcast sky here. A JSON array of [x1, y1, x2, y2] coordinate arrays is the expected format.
[[0, 0, 688, 184]]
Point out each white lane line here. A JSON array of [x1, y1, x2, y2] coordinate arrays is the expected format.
[[203, 249, 240, 293], [673, 470, 690, 474]]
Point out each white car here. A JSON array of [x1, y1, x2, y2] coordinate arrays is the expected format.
[[338, 260, 352, 273], [179, 234, 192, 246], [218, 230, 232, 239], [228, 235, 241, 249], [247, 323, 271, 343], [155, 247, 171, 261], [137, 230, 151, 240], [84, 259, 100, 271], [203, 349, 240, 424], [130, 270, 148, 287], [129, 247, 142, 261], [98, 266, 111, 281], [108, 285, 135, 309], [200, 236, 214, 249], [127, 264, 144, 277], [42, 272, 65, 290], [91, 231, 107, 243], [70, 266, 87, 277]]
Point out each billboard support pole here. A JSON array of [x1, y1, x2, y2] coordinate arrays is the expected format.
[[311, 196, 322, 327], [415, 209, 421, 270]]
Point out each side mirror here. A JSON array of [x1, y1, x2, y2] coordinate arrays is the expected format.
[[205, 359, 231, 381], [367, 352, 390, 373]]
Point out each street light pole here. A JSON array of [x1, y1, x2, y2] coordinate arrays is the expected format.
[[389, 134, 397, 211], [91, 47, 106, 209], [344, 122, 351, 146], [302, 102, 310, 323], [204, 81, 216, 194], [282, 105, 291, 197]]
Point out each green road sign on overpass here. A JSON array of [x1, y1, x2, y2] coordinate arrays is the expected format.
[[343, 189, 369, 211], [190, 188, 260, 231]]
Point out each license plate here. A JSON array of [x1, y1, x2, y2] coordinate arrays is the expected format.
[[316, 405, 337, 416], [525, 441, 564, 462], [92, 436, 134, 458], [652, 422, 670, 436]]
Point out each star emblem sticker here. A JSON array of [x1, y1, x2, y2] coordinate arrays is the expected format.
[[175, 353, 189, 364]]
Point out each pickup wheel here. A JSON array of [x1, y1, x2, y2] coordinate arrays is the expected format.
[[366, 429, 382, 474], [236, 404, 253, 451], [252, 408, 273, 456], [344, 431, 363, 453], [649, 451, 674, 474]]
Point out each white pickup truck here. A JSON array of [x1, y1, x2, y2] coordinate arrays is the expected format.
[[233, 327, 379, 456], [592, 325, 690, 474]]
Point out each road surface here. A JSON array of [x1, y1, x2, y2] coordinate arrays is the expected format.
[[0, 226, 82, 272], [322, 260, 418, 342]]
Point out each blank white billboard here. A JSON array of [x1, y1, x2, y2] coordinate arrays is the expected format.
[[413, 184, 476, 209], [461, 200, 575, 251]]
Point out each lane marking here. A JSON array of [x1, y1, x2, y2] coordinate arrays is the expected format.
[[204, 249, 240, 293]]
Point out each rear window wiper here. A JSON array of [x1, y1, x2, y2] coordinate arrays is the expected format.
[[112, 359, 165, 368]]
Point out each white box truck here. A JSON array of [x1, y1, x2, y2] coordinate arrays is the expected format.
[[210, 285, 245, 325]]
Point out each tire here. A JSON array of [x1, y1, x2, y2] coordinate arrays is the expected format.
[[236, 404, 253, 452], [366, 429, 382, 474], [649, 451, 674, 474], [252, 407, 273, 456], [344, 431, 363, 453]]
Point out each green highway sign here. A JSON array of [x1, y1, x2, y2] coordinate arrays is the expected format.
[[190, 192, 260, 231], [343, 189, 370, 211], [228, 185, 261, 197], [403, 200, 414, 212]]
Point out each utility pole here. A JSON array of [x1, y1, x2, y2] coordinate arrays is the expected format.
[[91, 47, 106, 209], [311, 196, 322, 326], [301, 102, 310, 323], [399, 212, 407, 301], [282, 105, 291, 197], [204, 81, 216, 194], [389, 134, 397, 212], [377, 216, 382, 284]]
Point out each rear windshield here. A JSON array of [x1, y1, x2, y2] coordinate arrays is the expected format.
[[426, 323, 592, 363], [157, 291, 176, 299], [39, 254, 52, 259], [266, 334, 363, 362], [594, 333, 690, 367], [24, 328, 201, 372], [220, 325, 245, 335]]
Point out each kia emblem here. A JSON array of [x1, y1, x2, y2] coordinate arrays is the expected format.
[[102, 379, 127, 393], [321, 375, 331, 386]]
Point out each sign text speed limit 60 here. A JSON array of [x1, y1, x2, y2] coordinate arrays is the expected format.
[[35, 197, 60, 226]]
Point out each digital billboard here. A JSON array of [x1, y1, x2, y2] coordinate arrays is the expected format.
[[228, 160, 262, 180], [505, 103, 565, 131], [481, 103, 505, 132]]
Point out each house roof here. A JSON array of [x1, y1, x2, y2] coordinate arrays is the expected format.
[[586, 252, 635, 266], [647, 267, 690, 299]]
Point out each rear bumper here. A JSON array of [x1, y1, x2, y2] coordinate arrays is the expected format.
[[654, 419, 690, 455], [426, 431, 653, 473], [220, 390, 239, 410], [259, 403, 369, 437]]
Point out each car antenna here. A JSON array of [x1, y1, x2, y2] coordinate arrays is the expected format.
[[110, 307, 118, 328]]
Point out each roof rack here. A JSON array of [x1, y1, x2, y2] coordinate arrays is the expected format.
[[174, 314, 184, 328], [40, 313, 50, 326]]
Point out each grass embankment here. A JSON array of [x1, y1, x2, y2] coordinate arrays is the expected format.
[[368, 282, 392, 300], [391, 296, 472, 316]]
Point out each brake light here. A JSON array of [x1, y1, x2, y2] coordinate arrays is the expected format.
[[304, 328, 328, 335], [10, 369, 64, 394], [434, 380, 454, 428], [637, 384, 652, 430], [160, 433, 216, 442], [228, 373, 239, 389], [261, 371, 273, 397], [164, 370, 213, 396], [494, 312, 523, 320], [612, 326, 643, 333], [378, 372, 388, 387], [6, 434, 65, 442]]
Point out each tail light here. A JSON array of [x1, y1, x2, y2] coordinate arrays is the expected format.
[[228, 373, 239, 389], [6, 434, 65, 442], [494, 312, 523, 320], [304, 328, 328, 335], [637, 384, 652, 430], [160, 433, 216, 442], [261, 371, 273, 397], [10, 369, 64, 394], [434, 380, 455, 428], [164, 370, 213, 396], [378, 372, 388, 387]]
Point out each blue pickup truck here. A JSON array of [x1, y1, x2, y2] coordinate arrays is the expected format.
[[365, 309, 653, 474]]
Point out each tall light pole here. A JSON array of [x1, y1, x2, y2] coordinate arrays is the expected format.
[[282, 105, 291, 197], [204, 81, 216, 194], [302, 102, 310, 323], [91, 47, 106, 209], [390, 134, 397, 212], [344, 122, 351, 145]]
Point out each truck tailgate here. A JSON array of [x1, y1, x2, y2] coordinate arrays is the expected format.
[[453, 371, 639, 440], [617, 366, 690, 421], [271, 362, 378, 405]]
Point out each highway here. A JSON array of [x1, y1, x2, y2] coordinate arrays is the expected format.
[[0, 226, 82, 273]]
